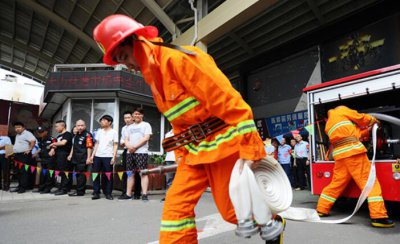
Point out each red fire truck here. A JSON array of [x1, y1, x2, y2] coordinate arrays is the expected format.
[[304, 64, 400, 201]]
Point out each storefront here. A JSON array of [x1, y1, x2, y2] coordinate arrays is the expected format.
[[41, 64, 166, 154]]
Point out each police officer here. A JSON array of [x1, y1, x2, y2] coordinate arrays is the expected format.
[[36, 126, 56, 193], [68, 119, 93, 196]]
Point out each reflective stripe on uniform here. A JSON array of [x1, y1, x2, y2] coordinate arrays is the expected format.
[[321, 194, 336, 203], [164, 97, 200, 121], [184, 120, 257, 155], [332, 143, 365, 157], [160, 217, 196, 232], [327, 121, 354, 137], [368, 196, 384, 203]]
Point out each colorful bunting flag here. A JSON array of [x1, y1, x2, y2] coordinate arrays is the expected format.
[[49, 170, 54, 177], [42, 168, 47, 175], [92, 172, 99, 181], [55, 170, 60, 177], [85, 172, 90, 180], [117, 172, 124, 181], [105, 172, 111, 181], [127, 171, 133, 178], [304, 124, 315, 136], [24, 164, 29, 171]]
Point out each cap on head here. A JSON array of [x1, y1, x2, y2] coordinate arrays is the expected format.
[[37, 126, 46, 133], [93, 14, 158, 65]]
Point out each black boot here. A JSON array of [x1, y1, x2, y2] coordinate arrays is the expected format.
[[371, 218, 395, 228]]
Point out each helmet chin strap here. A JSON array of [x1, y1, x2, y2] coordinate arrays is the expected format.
[[133, 35, 198, 56]]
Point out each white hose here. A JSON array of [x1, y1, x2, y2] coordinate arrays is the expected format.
[[280, 124, 379, 223], [229, 124, 379, 224], [369, 113, 400, 127]]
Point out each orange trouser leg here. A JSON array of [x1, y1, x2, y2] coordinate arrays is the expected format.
[[204, 153, 238, 224], [159, 154, 239, 243], [316, 158, 352, 215], [159, 162, 208, 244], [346, 154, 388, 219]]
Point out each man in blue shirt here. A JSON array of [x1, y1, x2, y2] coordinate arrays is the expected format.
[[277, 137, 292, 185], [0, 134, 12, 191]]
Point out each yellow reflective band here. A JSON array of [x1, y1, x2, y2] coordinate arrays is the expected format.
[[368, 196, 384, 203], [160, 218, 196, 232], [321, 194, 336, 203], [332, 143, 365, 157], [327, 121, 354, 137], [164, 97, 200, 121], [185, 120, 256, 155]]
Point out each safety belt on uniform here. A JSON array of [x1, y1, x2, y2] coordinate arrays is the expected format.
[[149, 41, 198, 56]]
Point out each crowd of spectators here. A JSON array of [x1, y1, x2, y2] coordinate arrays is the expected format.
[[0, 108, 170, 203]]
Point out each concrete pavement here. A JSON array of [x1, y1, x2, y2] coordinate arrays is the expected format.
[[0, 185, 399, 244]]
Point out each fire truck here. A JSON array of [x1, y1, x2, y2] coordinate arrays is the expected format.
[[304, 64, 400, 201]]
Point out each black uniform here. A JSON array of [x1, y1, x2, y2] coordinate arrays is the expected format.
[[71, 130, 93, 195], [55, 131, 73, 193], [38, 135, 55, 192]]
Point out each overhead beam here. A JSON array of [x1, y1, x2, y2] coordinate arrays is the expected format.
[[39, 19, 50, 51], [16, 0, 100, 53], [140, 0, 180, 37], [0, 35, 56, 65], [228, 32, 254, 56], [26, 10, 34, 44], [306, 0, 324, 24], [172, 0, 278, 46]]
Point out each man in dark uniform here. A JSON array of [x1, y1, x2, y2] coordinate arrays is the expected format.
[[50, 120, 73, 195], [36, 126, 56, 193], [68, 120, 93, 196]]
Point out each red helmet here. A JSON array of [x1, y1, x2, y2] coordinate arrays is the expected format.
[[93, 14, 158, 65]]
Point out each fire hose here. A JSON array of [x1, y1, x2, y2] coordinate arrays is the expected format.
[[142, 112, 400, 225]]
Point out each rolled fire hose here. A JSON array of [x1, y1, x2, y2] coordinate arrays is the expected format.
[[229, 156, 293, 226]]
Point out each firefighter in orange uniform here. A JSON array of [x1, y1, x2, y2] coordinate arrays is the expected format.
[[93, 15, 272, 243], [316, 106, 394, 228]]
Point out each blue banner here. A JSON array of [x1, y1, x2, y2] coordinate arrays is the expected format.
[[265, 111, 308, 137]]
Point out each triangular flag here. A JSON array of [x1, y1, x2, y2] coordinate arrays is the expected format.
[[92, 172, 99, 181], [65, 172, 69, 179], [24, 164, 29, 171], [85, 172, 90, 180], [73, 171, 77, 178], [304, 124, 315, 136], [275, 135, 284, 143], [37, 167, 41, 174], [49, 170, 54, 177], [30, 166, 36, 173], [42, 168, 47, 175], [55, 170, 60, 177], [291, 130, 300, 137], [127, 171, 133, 178], [105, 172, 111, 181], [117, 172, 124, 181]]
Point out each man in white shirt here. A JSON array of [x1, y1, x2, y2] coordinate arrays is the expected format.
[[10, 121, 36, 193], [120, 108, 152, 202], [91, 115, 119, 200], [118, 111, 133, 199]]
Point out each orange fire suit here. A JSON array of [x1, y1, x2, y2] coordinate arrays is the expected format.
[[133, 37, 266, 243], [316, 106, 388, 219]]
